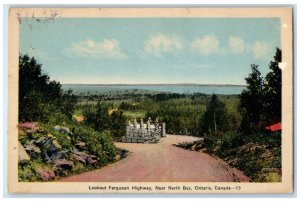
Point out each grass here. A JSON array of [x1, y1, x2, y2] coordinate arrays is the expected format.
[[123, 110, 146, 119], [72, 114, 84, 122]]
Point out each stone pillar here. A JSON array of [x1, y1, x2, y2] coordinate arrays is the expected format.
[[162, 123, 166, 137], [140, 118, 144, 128]]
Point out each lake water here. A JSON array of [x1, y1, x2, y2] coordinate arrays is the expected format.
[[62, 84, 245, 95]]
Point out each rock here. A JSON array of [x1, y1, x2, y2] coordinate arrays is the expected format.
[[18, 141, 30, 163], [54, 125, 61, 131], [54, 125, 72, 135], [54, 159, 73, 170], [40, 138, 53, 150], [47, 134, 55, 138], [25, 140, 41, 155], [87, 155, 97, 164], [35, 134, 65, 162], [114, 154, 121, 161], [51, 151, 67, 159], [75, 141, 86, 150], [36, 135, 61, 152], [89, 155, 97, 160], [72, 154, 86, 164], [36, 168, 56, 181], [61, 127, 71, 134], [41, 151, 51, 163], [72, 150, 88, 158], [50, 139, 62, 150], [87, 158, 97, 164], [71, 150, 97, 165], [18, 122, 38, 133], [18, 128, 27, 136], [35, 136, 47, 144]]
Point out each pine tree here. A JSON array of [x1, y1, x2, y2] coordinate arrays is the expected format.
[[264, 48, 282, 124], [201, 94, 228, 135], [240, 64, 264, 135], [110, 110, 126, 138]]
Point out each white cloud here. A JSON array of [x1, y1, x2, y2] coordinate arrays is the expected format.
[[26, 48, 48, 60], [191, 35, 220, 55], [229, 36, 245, 54], [252, 41, 271, 59], [144, 34, 184, 57], [65, 39, 127, 59]]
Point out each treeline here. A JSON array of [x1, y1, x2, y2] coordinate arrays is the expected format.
[[76, 91, 187, 104], [146, 98, 205, 135], [107, 48, 281, 138], [111, 94, 239, 136]]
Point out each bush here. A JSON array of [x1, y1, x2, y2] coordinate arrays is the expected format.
[[83, 102, 110, 132], [202, 131, 281, 182], [109, 110, 126, 139], [72, 125, 117, 166]]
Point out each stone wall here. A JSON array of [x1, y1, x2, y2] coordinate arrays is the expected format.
[[121, 118, 166, 144]]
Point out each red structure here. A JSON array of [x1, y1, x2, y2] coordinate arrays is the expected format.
[[265, 122, 281, 132]]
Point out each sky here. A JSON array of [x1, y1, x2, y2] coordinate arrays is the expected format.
[[20, 18, 280, 85]]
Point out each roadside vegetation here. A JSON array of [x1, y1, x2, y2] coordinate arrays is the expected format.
[[18, 55, 126, 182]]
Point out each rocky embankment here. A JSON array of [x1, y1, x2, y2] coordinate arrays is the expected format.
[[18, 122, 125, 182], [175, 138, 281, 182]]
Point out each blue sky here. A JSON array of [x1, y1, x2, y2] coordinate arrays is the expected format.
[[20, 18, 280, 85]]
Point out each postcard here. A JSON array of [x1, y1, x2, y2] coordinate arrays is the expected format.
[[7, 7, 293, 194]]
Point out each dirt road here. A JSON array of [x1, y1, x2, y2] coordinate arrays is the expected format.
[[61, 135, 249, 182]]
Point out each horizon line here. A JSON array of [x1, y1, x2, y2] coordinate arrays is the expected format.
[[61, 83, 246, 87]]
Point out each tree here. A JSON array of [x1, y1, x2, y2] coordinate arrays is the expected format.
[[83, 101, 110, 132], [264, 48, 282, 124], [109, 110, 126, 139], [19, 54, 77, 122], [240, 49, 282, 135], [201, 94, 228, 135], [240, 64, 264, 135]]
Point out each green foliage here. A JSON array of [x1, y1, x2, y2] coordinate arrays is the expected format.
[[119, 102, 140, 111], [18, 158, 46, 182], [176, 133, 279, 181], [19, 54, 77, 122], [109, 110, 126, 139], [240, 48, 282, 135], [19, 117, 119, 181], [264, 48, 282, 124], [79, 93, 240, 137], [146, 97, 204, 136], [201, 94, 229, 135], [240, 64, 264, 135], [200, 132, 281, 182], [82, 101, 127, 139], [73, 126, 117, 165], [46, 119, 118, 166], [83, 101, 110, 132], [18, 55, 125, 182], [123, 110, 146, 119]]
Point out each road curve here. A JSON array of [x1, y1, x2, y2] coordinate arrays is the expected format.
[[60, 135, 249, 182]]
